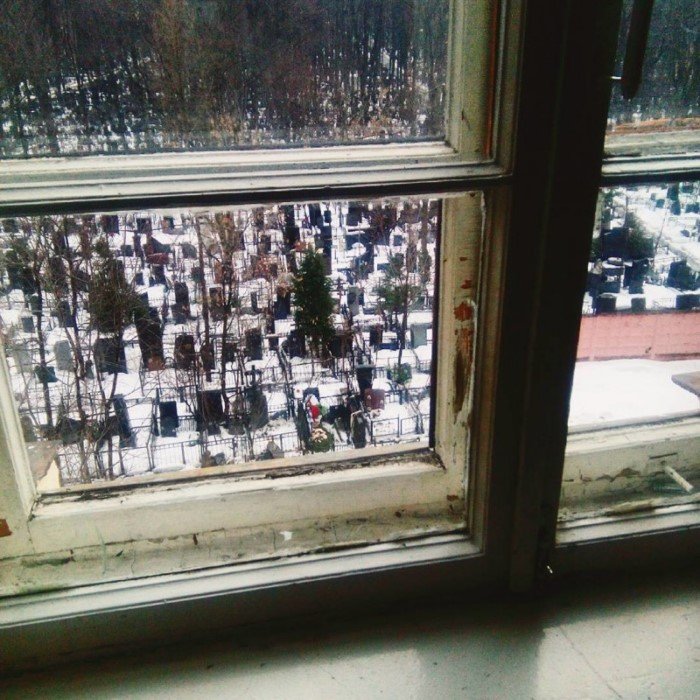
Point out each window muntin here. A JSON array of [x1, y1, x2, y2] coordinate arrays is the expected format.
[[560, 182, 700, 522], [0, 0, 450, 157], [1, 198, 439, 490], [605, 0, 700, 158]]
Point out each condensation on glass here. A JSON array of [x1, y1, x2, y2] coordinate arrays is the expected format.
[[560, 181, 700, 520], [605, 0, 700, 157], [0, 1, 449, 157], [0, 198, 440, 490]]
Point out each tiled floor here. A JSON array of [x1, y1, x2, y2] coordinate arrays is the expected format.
[[2, 566, 698, 699]]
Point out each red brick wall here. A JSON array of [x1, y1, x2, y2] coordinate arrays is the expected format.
[[577, 311, 700, 360]]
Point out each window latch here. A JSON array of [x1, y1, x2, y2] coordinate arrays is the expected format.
[[620, 0, 655, 99]]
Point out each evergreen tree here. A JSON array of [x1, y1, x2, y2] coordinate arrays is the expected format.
[[292, 251, 334, 360]]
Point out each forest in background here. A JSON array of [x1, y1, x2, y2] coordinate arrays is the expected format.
[[0, 0, 448, 157], [1, 0, 697, 159]]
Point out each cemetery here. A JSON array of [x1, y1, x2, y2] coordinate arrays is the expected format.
[[0, 199, 437, 487], [583, 182, 700, 319]]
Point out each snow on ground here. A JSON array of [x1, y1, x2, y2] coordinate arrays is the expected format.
[[569, 358, 700, 432]]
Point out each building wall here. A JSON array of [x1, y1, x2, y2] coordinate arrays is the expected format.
[[577, 311, 700, 360]]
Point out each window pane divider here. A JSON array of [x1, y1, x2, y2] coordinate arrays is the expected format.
[[601, 154, 700, 186], [0, 161, 509, 217]]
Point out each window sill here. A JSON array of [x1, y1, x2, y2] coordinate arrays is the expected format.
[[0, 532, 482, 672]]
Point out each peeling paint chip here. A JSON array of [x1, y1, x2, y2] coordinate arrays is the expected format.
[[0, 519, 12, 537]]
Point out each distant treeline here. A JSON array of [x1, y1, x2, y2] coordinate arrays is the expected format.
[[0, 0, 448, 156]]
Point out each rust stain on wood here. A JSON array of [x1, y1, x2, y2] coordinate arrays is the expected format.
[[0, 519, 11, 537], [453, 302, 473, 321], [453, 328, 473, 417]]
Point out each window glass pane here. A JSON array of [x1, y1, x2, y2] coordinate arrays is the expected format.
[[560, 182, 700, 521], [606, 0, 700, 157], [0, 0, 449, 157], [0, 197, 440, 490]]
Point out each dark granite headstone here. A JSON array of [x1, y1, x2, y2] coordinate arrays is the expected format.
[[676, 293, 700, 311], [356, 365, 374, 394], [631, 297, 646, 312], [93, 337, 127, 374], [245, 328, 263, 361], [136, 217, 152, 234], [594, 294, 617, 314], [159, 401, 179, 437]]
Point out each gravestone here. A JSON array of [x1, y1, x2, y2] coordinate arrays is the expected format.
[[135, 315, 164, 367], [159, 401, 179, 438], [150, 265, 167, 286], [676, 293, 700, 311], [246, 386, 269, 430], [631, 297, 646, 312], [196, 390, 224, 433], [347, 286, 361, 315], [174, 334, 196, 370], [181, 243, 197, 259], [411, 324, 429, 348], [136, 217, 152, 234], [274, 293, 291, 320], [600, 279, 621, 294], [34, 365, 58, 383], [54, 340, 73, 372], [93, 337, 127, 374], [351, 412, 367, 448], [101, 215, 119, 234], [74, 269, 90, 292], [200, 342, 216, 371], [57, 300, 76, 329], [356, 364, 374, 394], [286, 329, 305, 358], [13, 346, 32, 371], [595, 294, 617, 314], [113, 395, 133, 447], [329, 331, 351, 358], [245, 328, 263, 361], [174, 281, 190, 308], [21, 316, 34, 333], [369, 325, 383, 347]]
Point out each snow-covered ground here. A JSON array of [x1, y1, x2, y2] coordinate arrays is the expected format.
[[569, 359, 700, 432]]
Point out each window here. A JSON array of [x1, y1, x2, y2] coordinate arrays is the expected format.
[[2, 3, 697, 666], [557, 0, 700, 539], [504, 0, 700, 585], [0, 0, 518, 597]]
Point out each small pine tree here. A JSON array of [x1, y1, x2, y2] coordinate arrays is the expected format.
[[292, 251, 334, 360]]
